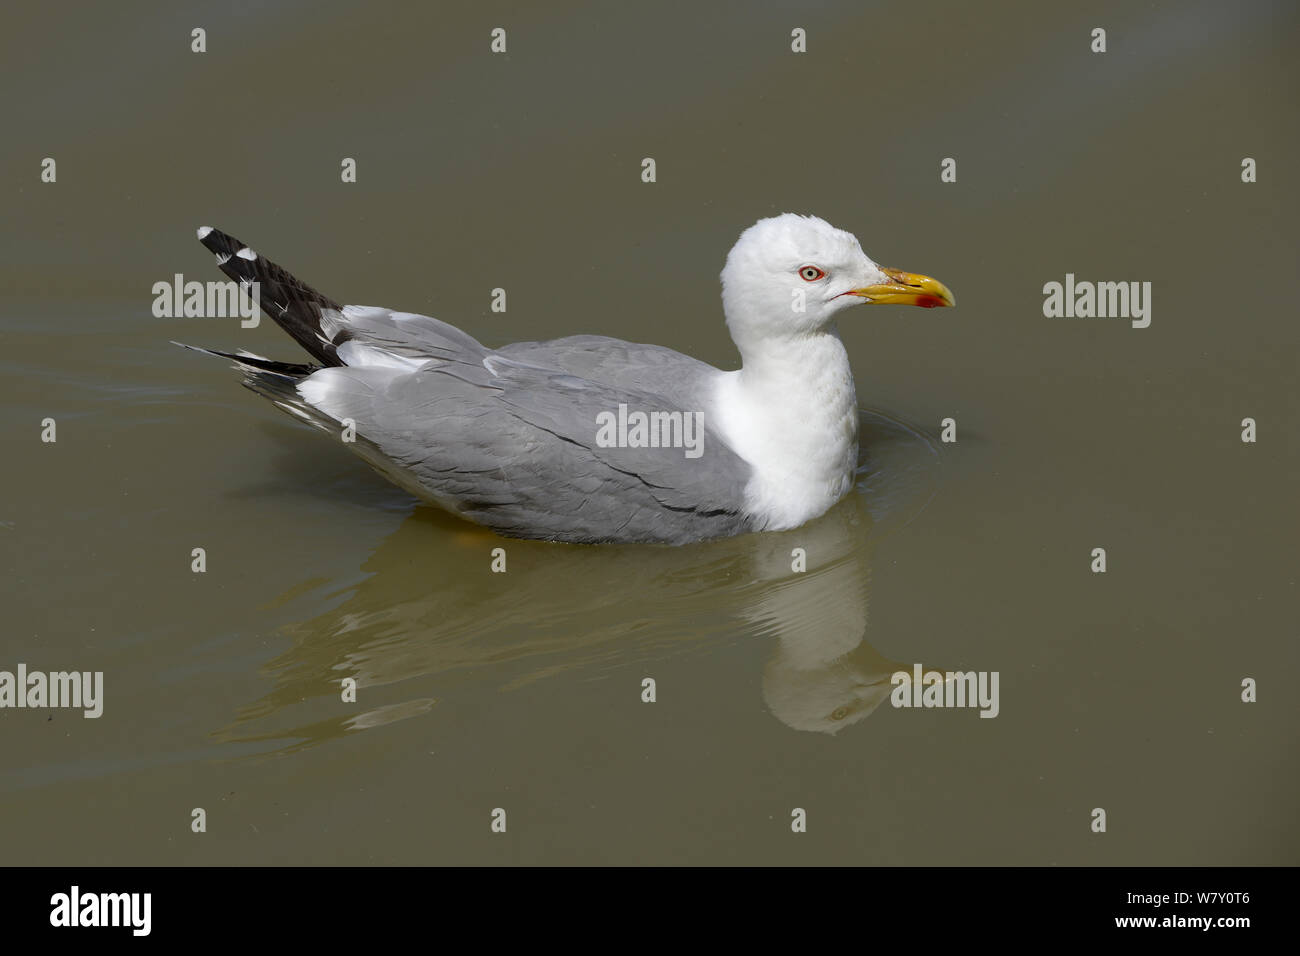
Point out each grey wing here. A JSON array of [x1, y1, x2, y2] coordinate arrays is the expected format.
[[294, 351, 754, 544], [495, 335, 725, 410]]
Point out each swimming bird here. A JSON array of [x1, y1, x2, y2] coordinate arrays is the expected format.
[[177, 215, 953, 544]]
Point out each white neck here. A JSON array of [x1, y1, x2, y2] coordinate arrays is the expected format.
[[713, 327, 859, 529]]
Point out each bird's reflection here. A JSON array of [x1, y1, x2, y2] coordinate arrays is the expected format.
[[216, 409, 942, 751]]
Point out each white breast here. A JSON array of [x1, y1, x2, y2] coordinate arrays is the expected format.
[[712, 333, 859, 530]]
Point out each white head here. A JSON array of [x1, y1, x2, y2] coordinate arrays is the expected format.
[[719, 213, 953, 353]]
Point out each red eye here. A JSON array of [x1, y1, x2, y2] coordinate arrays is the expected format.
[[799, 265, 826, 281]]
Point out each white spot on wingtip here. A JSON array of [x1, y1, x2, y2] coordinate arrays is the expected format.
[[196, 226, 213, 239], [236, 246, 256, 260], [214, 252, 231, 265]]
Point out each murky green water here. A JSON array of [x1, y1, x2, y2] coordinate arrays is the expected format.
[[2, 0, 1296, 864]]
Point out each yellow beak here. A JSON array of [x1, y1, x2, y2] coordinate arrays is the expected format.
[[845, 267, 955, 308]]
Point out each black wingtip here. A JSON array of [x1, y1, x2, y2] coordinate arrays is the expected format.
[[196, 225, 253, 261], [191, 226, 345, 367], [172, 340, 317, 377]]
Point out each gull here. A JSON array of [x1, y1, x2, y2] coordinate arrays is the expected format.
[[178, 215, 953, 544]]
